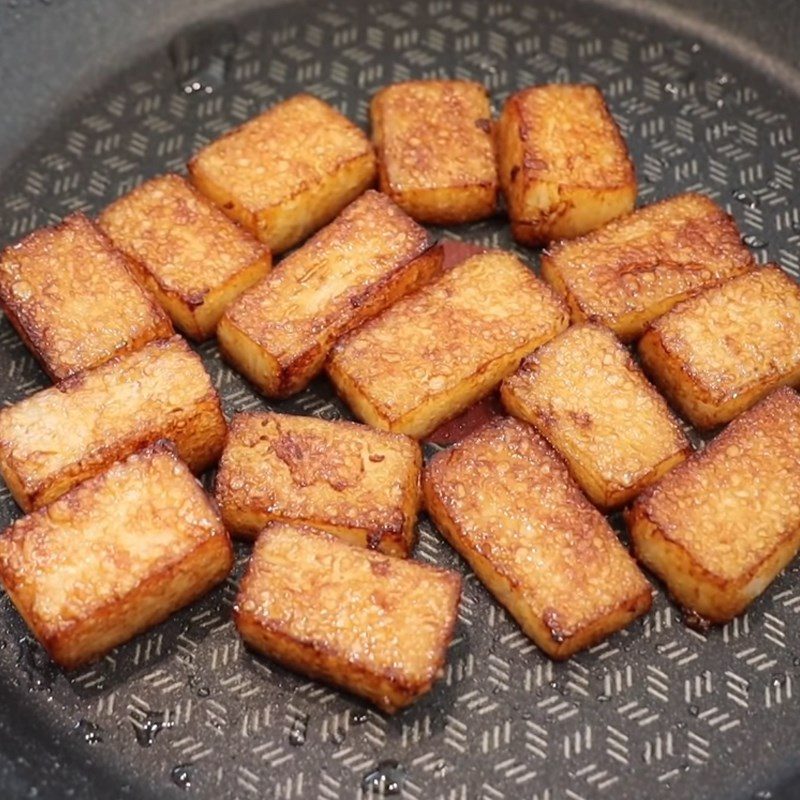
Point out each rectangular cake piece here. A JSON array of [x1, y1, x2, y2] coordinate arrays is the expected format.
[[424, 417, 652, 658], [540, 193, 754, 341], [99, 174, 272, 341], [626, 388, 800, 623], [234, 521, 461, 712], [0, 336, 226, 512], [501, 324, 691, 509], [327, 250, 569, 439], [638, 265, 800, 428], [0, 213, 173, 380], [217, 190, 442, 397], [497, 84, 636, 245], [188, 93, 376, 253], [371, 79, 497, 224], [215, 412, 421, 555], [0, 443, 233, 669]]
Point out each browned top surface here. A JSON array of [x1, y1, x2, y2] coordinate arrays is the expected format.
[[0, 213, 171, 378], [632, 388, 800, 579], [223, 190, 432, 363], [189, 94, 373, 212], [0, 445, 226, 636], [509, 84, 634, 188], [426, 417, 649, 637], [237, 522, 461, 681], [503, 324, 689, 486], [646, 266, 800, 401], [372, 80, 496, 190], [216, 412, 420, 533], [0, 336, 217, 491], [99, 174, 268, 299], [543, 193, 754, 320], [329, 251, 568, 418]]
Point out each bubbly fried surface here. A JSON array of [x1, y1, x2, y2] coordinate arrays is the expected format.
[[0, 444, 233, 668], [371, 79, 497, 223], [501, 324, 691, 508], [0, 336, 226, 511], [188, 94, 376, 252], [327, 251, 568, 438], [639, 265, 800, 428], [215, 412, 421, 555], [497, 84, 636, 244], [99, 174, 271, 340], [218, 190, 440, 397], [540, 193, 754, 341], [627, 388, 800, 622], [424, 417, 651, 658], [234, 522, 461, 712], [0, 213, 173, 380]]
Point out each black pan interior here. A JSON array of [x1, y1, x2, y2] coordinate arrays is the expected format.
[[1, 0, 800, 798]]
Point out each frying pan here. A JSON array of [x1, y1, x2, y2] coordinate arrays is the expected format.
[[1, 0, 800, 797]]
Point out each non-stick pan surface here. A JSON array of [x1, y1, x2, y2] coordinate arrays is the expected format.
[[1, 0, 800, 798]]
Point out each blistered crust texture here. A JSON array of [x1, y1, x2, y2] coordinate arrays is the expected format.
[[501, 324, 690, 508], [629, 389, 800, 584], [371, 80, 497, 222], [234, 522, 462, 712], [0, 445, 232, 668], [0, 213, 173, 380], [215, 412, 421, 554], [99, 174, 270, 318], [0, 336, 226, 511], [188, 94, 376, 252], [424, 417, 651, 657], [497, 84, 636, 243], [639, 266, 800, 426], [541, 193, 754, 339], [219, 190, 438, 395], [328, 250, 568, 434]]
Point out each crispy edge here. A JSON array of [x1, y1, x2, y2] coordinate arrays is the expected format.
[[233, 523, 461, 712], [0, 337, 227, 511], [219, 241, 443, 397], [0, 214, 174, 380], [423, 450, 652, 659], [371, 82, 498, 224]]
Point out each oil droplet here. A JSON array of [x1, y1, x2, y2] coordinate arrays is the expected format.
[[350, 709, 368, 725], [170, 763, 193, 791], [360, 760, 406, 796], [742, 234, 767, 248], [663, 82, 679, 97], [754, 791, 773, 799], [688, 704, 699, 716], [167, 21, 238, 96], [74, 719, 103, 745], [792, 656, 800, 666], [133, 710, 173, 748], [188, 674, 210, 697], [288, 713, 309, 747], [330, 727, 346, 745], [772, 672, 786, 686], [732, 189, 759, 209], [596, 693, 610, 703]]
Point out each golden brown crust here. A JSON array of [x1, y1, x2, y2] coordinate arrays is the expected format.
[[218, 190, 442, 397], [0, 213, 173, 380], [188, 94, 377, 252], [371, 80, 497, 224], [0, 443, 233, 668], [327, 250, 569, 438], [497, 84, 636, 244], [501, 324, 691, 508], [540, 193, 754, 341], [638, 265, 800, 428], [233, 521, 462, 712], [627, 388, 800, 622], [99, 174, 272, 340], [423, 417, 651, 658], [0, 336, 226, 511], [214, 412, 421, 555]]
